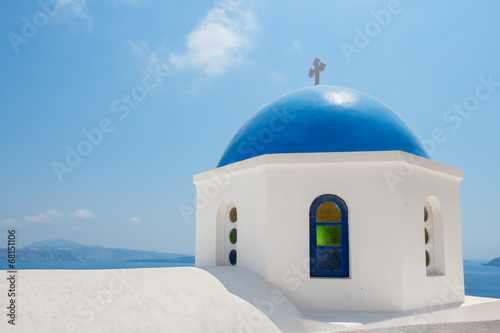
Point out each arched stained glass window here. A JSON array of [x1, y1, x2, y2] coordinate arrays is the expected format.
[[310, 194, 349, 277]]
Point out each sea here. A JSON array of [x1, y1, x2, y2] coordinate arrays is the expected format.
[[2, 259, 499, 299], [464, 260, 500, 299]]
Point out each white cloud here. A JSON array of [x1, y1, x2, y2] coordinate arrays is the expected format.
[[130, 41, 150, 57], [25, 210, 63, 223], [70, 209, 96, 219], [52, 0, 144, 30], [0, 219, 18, 227], [57, 0, 94, 30], [45, 209, 63, 218], [105, 0, 142, 3], [25, 214, 52, 223], [129, 217, 141, 223], [292, 40, 302, 52], [169, 0, 257, 75], [129, 41, 163, 69]]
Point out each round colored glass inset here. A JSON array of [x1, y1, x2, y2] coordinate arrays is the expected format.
[[424, 228, 429, 244], [425, 250, 430, 267], [229, 228, 237, 244], [229, 207, 237, 223], [424, 207, 428, 222], [229, 249, 237, 265]]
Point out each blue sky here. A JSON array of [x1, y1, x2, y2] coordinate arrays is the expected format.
[[1, 0, 499, 259]]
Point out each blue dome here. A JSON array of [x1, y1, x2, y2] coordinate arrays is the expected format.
[[217, 85, 429, 167]]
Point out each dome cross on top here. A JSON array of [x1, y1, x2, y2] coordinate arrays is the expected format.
[[308, 57, 326, 86]]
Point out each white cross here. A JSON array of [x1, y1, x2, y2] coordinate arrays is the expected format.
[[308, 57, 326, 86]]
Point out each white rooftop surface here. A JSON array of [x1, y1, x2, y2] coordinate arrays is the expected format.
[[194, 151, 464, 182], [1, 266, 499, 333]]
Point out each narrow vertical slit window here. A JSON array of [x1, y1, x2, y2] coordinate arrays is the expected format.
[[224, 204, 238, 266], [424, 197, 444, 275]]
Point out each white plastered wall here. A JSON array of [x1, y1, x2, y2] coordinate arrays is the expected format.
[[265, 160, 406, 312], [195, 163, 269, 278], [398, 162, 465, 311], [194, 151, 464, 313]]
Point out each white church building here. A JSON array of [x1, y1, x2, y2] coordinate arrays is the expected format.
[[194, 81, 465, 313]]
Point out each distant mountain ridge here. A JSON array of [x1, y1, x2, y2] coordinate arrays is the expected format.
[[484, 257, 500, 267], [25, 239, 83, 248], [0, 238, 189, 261]]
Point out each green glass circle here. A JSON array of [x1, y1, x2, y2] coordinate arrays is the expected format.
[[426, 250, 430, 267], [229, 228, 237, 244]]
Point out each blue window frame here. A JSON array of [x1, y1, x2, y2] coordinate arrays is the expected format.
[[310, 194, 349, 277]]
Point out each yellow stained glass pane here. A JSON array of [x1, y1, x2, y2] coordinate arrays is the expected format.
[[316, 202, 341, 222], [316, 226, 342, 246], [229, 207, 237, 223]]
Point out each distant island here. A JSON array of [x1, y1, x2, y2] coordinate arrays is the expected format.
[[483, 257, 500, 267], [0, 239, 191, 262]]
